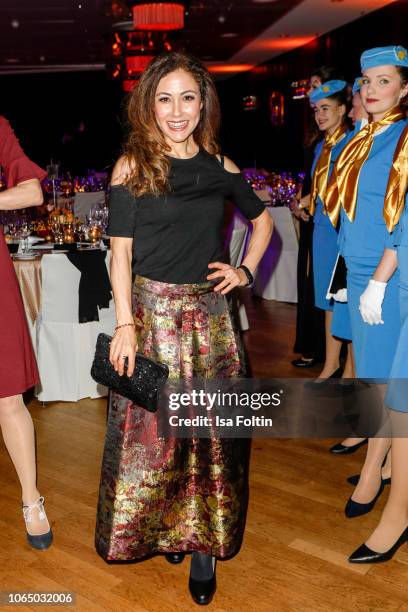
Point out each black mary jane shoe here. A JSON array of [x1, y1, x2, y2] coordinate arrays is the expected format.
[[165, 552, 186, 564], [347, 473, 391, 486], [329, 438, 368, 455], [291, 357, 317, 368], [349, 527, 408, 564], [189, 574, 216, 606], [345, 481, 385, 518]]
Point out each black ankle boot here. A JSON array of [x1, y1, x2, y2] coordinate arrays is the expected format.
[[189, 552, 216, 605]]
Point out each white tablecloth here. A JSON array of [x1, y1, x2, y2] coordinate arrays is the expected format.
[[32, 252, 116, 402], [228, 223, 250, 331], [252, 207, 298, 303]]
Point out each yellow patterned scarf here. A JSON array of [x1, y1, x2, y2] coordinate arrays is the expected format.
[[309, 124, 347, 217], [325, 107, 404, 226], [383, 123, 408, 232]]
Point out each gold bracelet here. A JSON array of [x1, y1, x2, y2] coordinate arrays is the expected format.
[[114, 322, 135, 331]]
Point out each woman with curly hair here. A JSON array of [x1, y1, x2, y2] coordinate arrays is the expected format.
[[95, 51, 272, 605]]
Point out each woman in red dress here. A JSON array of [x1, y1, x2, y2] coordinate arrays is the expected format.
[[0, 116, 52, 550]]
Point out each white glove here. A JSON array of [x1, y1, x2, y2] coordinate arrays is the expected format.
[[359, 279, 387, 325], [333, 288, 347, 303]]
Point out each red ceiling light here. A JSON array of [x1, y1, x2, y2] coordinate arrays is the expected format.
[[133, 2, 184, 31], [254, 36, 316, 51], [126, 55, 154, 74], [208, 64, 254, 74]]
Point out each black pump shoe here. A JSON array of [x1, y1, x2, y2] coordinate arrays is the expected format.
[[347, 473, 391, 486], [345, 482, 385, 518], [349, 527, 408, 564], [189, 553, 216, 606], [304, 367, 343, 389], [330, 439, 368, 455], [165, 552, 186, 564]]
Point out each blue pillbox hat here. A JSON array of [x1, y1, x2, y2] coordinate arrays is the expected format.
[[310, 79, 347, 104], [361, 45, 408, 71], [352, 77, 363, 95]]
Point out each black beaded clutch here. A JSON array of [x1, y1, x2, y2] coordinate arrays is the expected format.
[[91, 333, 169, 412]]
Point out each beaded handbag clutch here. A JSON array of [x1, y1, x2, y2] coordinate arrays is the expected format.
[[91, 333, 169, 413]]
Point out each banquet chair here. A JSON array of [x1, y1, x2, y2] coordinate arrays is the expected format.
[[35, 252, 115, 402]]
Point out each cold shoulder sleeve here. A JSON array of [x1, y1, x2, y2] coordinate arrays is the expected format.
[[0, 116, 47, 187], [107, 184, 137, 238], [228, 172, 265, 220]]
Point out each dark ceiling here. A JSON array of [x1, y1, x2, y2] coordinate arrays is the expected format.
[[0, 0, 303, 70]]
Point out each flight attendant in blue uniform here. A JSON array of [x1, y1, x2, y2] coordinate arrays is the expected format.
[[349, 121, 408, 564], [326, 45, 408, 520], [308, 81, 354, 382], [329, 78, 368, 455]]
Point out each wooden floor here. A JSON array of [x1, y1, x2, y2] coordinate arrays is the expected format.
[[2, 297, 408, 611]]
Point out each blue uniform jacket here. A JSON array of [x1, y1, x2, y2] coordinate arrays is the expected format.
[[339, 119, 408, 258]]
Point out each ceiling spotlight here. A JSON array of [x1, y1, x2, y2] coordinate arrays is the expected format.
[[11, 19, 19, 29], [218, 15, 226, 23]]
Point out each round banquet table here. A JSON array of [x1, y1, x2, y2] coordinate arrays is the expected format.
[[252, 206, 299, 303]]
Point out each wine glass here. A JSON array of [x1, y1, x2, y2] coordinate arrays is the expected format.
[[51, 219, 63, 245], [19, 221, 31, 253]]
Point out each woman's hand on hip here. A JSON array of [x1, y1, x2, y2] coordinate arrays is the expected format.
[[110, 326, 138, 376], [207, 262, 248, 295]]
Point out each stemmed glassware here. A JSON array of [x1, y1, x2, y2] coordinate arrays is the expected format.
[[19, 220, 31, 253], [84, 203, 109, 247], [51, 219, 64, 245]]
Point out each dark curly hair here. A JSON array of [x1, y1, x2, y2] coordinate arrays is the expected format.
[[123, 52, 221, 197]]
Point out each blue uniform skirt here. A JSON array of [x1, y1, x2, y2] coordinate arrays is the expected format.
[[385, 245, 408, 412], [331, 301, 352, 341], [312, 223, 338, 311], [345, 257, 400, 379]]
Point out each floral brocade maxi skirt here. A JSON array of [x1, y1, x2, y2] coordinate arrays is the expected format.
[[95, 275, 251, 562]]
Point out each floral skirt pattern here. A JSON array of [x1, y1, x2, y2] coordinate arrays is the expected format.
[[95, 275, 250, 561]]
